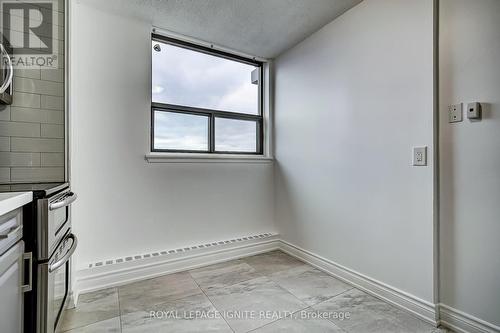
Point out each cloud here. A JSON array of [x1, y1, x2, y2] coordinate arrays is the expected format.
[[152, 85, 165, 94], [216, 82, 257, 115], [154, 111, 208, 150], [152, 41, 258, 115], [215, 118, 256, 152]]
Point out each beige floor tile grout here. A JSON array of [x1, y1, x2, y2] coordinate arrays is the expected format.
[[309, 287, 357, 309], [190, 252, 311, 293], [187, 259, 312, 333], [188, 270, 236, 333], [117, 287, 123, 333], [59, 287, 121, 332], [60, 316, 121, 333], [189, 271, 312, 328], [264, 266, 356, 308], [312, 285, 441, 332], [244, 303, 310, 333], [113, 253, 325, 332], [116, 272, 203, 315]]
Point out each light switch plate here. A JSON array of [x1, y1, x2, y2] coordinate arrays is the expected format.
[[448, 103, 463, 123], [413, 146, 427, 166]]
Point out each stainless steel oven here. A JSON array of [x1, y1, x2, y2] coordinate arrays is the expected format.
[[1, 182, 76, 333], [36, 188, 77, 333]]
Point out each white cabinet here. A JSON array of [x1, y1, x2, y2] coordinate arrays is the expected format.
[[0, 240, 24, 333], [0, 206, 30, 333]]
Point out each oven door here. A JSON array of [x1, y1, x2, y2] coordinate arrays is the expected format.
[[38, 233, 77, 333], [38, 191, 77, 261]]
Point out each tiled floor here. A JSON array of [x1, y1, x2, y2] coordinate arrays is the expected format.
[[60, 250, 450, 333]]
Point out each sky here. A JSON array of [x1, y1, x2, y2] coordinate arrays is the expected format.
[[152, 41, 258, 152]]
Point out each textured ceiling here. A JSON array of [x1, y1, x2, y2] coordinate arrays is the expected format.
[[81, 0, 362, 59]]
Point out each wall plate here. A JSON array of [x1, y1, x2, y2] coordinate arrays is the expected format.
[[448, 103, 463, 123], [413, 146, 427, 166], [467, 102, 481, 119]]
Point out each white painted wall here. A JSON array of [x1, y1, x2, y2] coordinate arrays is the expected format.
[[69, 2, 275, 268], [439, 0, 500, 326], [274, 0, 435, 302]]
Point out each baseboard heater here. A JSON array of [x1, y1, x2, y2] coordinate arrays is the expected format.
[[85, 232, 277, 269]]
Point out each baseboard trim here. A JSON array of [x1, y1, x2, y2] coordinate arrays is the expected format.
[[75, 234, 280, 297], [439, 304, 500, 333], [278, 240, 438, 326]]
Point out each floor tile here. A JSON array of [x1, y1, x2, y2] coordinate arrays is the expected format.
[[269, 265, 353, 306], [59, 288, 120, 332], [65, 251, 446, 333], [205, 276, 307, 333], [60, 317, 121, 333], [242, 250, 306, 275], [118, 272, 202, 315], [189, 259, 261, 292], [252, 308, 344, 332], [313, 288, 436, 333], [121, 293, 232, 333]]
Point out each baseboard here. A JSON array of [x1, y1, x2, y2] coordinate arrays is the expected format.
[[74, 233, 280, 296], [278, 240, 438, 326], [439, 304, 500, 333]]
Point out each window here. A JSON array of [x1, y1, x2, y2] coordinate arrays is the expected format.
[[151, 35, 263, 154]]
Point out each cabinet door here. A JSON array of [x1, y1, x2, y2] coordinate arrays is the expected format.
[[0, 241, 24, 333]]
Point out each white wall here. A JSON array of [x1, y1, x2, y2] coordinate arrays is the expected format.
[[274, 0, 435, 302], [69, 2, 275, 268], [439, 0, 500, 326]]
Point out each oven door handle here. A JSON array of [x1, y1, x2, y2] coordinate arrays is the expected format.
[[49, 233, 78, 273], [49, 192, 77, 211]]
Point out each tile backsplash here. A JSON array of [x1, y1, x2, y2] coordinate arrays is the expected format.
[[0, 1, 65, 183]]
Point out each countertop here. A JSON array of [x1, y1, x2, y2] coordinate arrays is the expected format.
[[0, 192, 33, 216]]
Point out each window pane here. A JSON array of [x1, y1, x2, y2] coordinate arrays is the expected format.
[[152, 40, 259, 115], [153, 111, 208, 151], [215, 118, 257, 152]]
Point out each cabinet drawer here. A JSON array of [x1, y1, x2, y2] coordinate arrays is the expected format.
[[0, 208, 22, 255]]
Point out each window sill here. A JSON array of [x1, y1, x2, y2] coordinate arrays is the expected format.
[[145, 153, 274, 164]]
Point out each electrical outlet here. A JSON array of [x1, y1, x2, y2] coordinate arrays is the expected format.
[[448, 103, 463, 123], [413, 146, 427, 166]]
